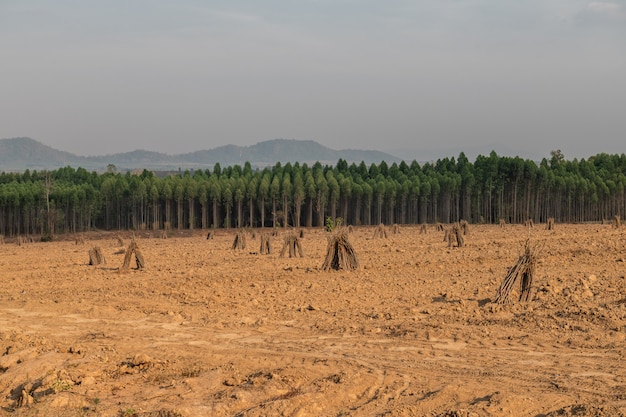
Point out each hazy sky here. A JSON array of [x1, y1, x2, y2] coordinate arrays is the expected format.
[[1, 1, 625, 160]]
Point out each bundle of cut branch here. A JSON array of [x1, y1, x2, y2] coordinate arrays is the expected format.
[[89, 246, 106, 266], [322, 230, 359, 271], [613, 215, 621, 229], [373, 223, 388, 239], [494, 238, 542, 304], [460, 220, 470, 236], [122, 240, 145, 270], [232, 230, 247, 250], [279, 233, 304, 258], [259, 232, 272, 255]]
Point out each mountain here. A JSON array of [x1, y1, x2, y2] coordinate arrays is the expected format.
[[0, 137, 85, 170], [0, 137, 400, 172]]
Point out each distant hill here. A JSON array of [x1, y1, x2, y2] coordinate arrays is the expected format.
[[0, 137, 84, 170], [0, 137, 400, 172]]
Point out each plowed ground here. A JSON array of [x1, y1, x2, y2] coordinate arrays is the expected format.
[[1, 224, 625, 417]]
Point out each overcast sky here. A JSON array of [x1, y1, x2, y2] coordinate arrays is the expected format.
[[1, 1, 625, 160]]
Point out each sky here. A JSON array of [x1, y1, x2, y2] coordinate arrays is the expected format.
[[1, 0, 625, 161]]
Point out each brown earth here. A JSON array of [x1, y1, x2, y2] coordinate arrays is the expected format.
[[1, 224, 625, 417]]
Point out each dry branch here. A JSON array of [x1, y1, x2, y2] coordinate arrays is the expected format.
[[460, 220, 470, 236], [88, 246, 106, 266], [279, 233, 304, 258], [122, 240, 145, 270], [259, 233, 272, 254], [232, 230, 247, 250], [322, 230, 359, 271], [494, 239, 542, 304], [613, 215, 621, 229], [373, 223, 388, 239]]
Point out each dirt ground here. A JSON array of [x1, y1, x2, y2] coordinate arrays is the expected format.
[[1, 224, 625, 417]]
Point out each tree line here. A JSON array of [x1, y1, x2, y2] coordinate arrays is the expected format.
[[0, 150, 625, 237]]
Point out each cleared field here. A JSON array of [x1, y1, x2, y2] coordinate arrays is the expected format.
[[1, 224, 625, 416]]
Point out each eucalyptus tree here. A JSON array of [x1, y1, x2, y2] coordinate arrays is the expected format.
[[234, 176, 246, 228], [185, 176, 198, 229], [270, 173, 281, 228], [208, 175, 222, 229], [247, 174, 258, 228], [362, 180, 373, 226], [375, 176, 386, 224], [198, 180, 209, 229], [173, 177, 185, 230], [304, 170, 316, 227], [281, 171, 292, 227], [258, 171, 271, 228], [315, 169, 328, 227], [292, 169, 305, 228], [339, 174, 352, 223], [222, 177, 234, 228]]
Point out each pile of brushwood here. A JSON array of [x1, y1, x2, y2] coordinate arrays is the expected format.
[[322, 230, 359, 271], [494, 238, 542, 304]]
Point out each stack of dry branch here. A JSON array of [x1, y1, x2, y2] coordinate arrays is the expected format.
[[546, 217, 555, 230], [446, 223, 464, 248], [420, 224, 427, 234], [75, 236, 85, 245], [232, 230, 247, 250], [88, 246, 106, 266], [613, 215, 621, 229], [259, 233, 272, 254], [122, 240, 145, 270], [525, 219, 534, 228], [322, 230, 359, 271], [499, 219, 506, 228], [494, 239, 541, 304], [116, 235, 124, 246], [279, 233, 304, 258], [392, 224, 400, 234], [373, 223, 388, 239], [206, 231, 214, 240], [460, 220, 470, 235], [436, 223, 444, 231], [0, 235, 4, 245]]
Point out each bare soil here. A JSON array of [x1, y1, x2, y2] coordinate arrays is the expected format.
[[1, 224, 625, 417]]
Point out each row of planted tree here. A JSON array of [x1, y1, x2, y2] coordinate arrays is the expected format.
[[0, 150, 625, 237]]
